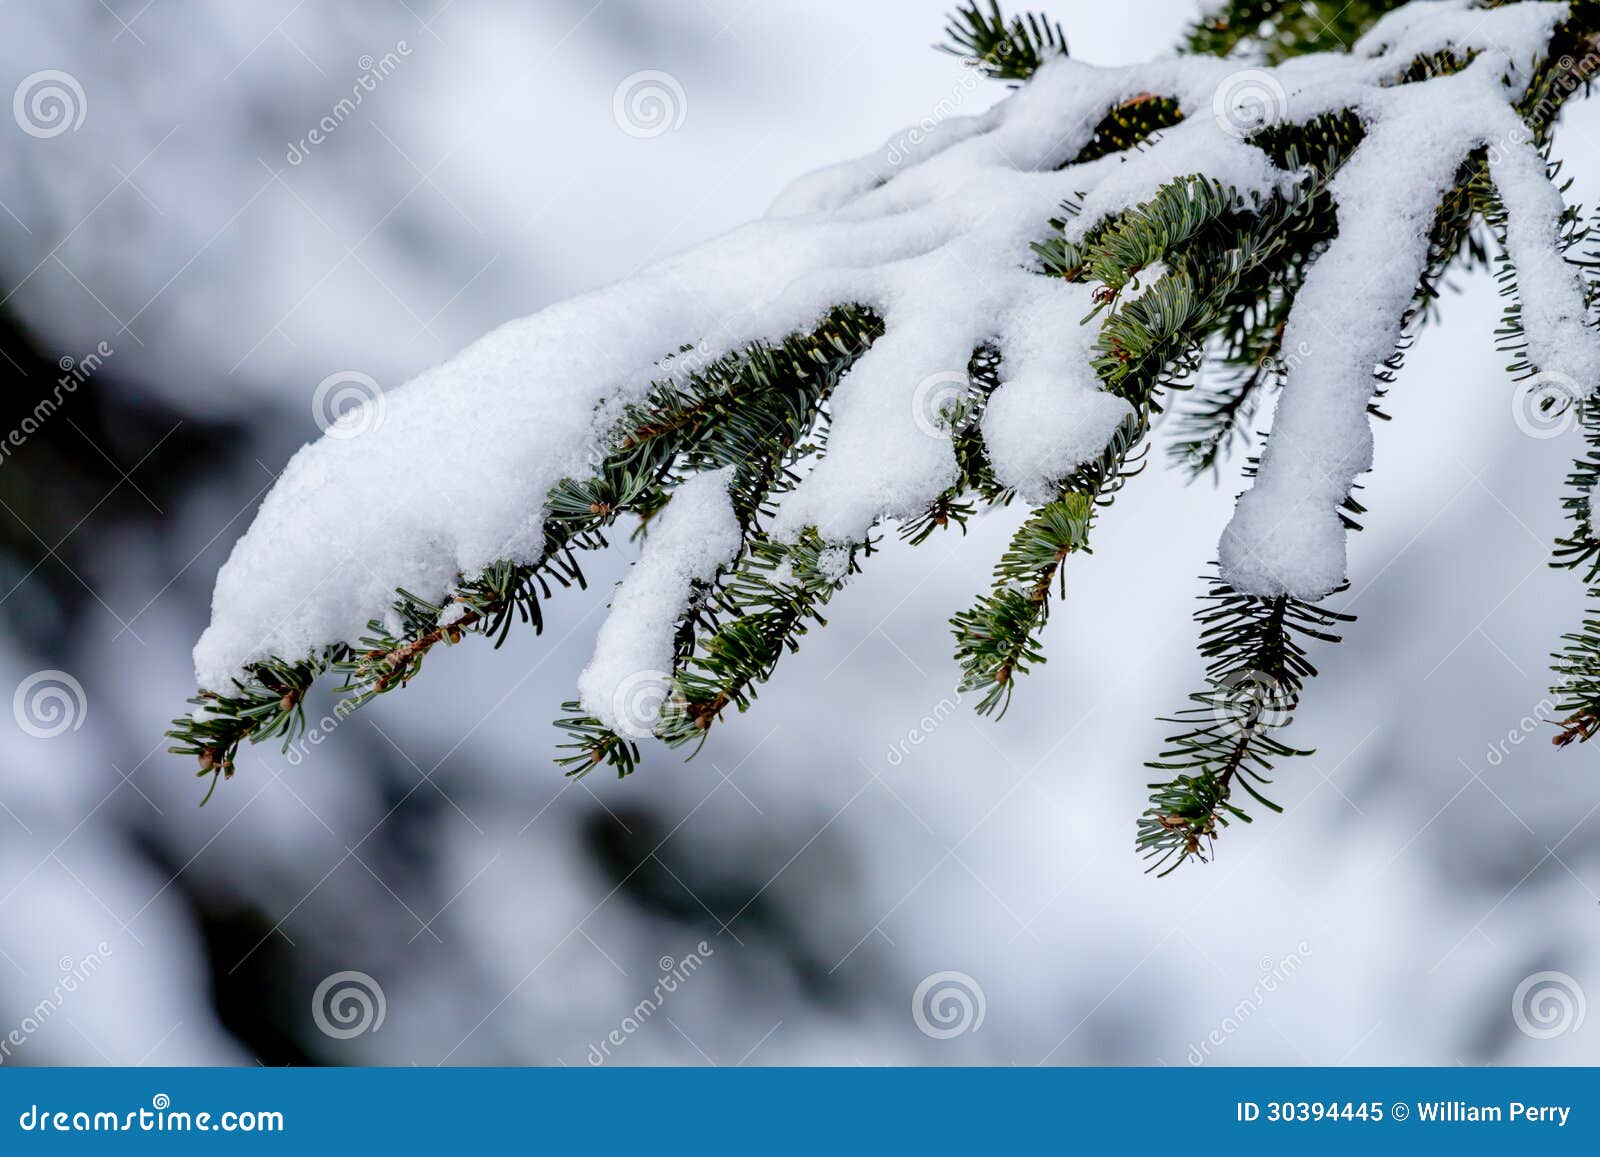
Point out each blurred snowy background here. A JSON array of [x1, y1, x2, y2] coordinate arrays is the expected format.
[[0, 0, 1595, 1067]]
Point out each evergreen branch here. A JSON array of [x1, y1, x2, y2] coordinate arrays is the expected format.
[[952, 160, 1343, 719], [1073, 94, 1185, 164], [167, 649, 343, 801], [172, 306, 883, 783], [554, 309, 885, 774], [941, 1, 1067, 83], [657, 531, 867, 748], [901, 343, 1014, 547], [1138, 574, 1353, 874], [1548, 359, 1600, 747], [1553, 381, 1600, 579], [171, 0, 1600, 879], [1165, 319, 1284, 480], [1186, 1, 1408, 63], [950, 437, 1135, 716], [1551, 583, 1600, 747], [1138, 96, 1505, 872], [1081, 176, 1243, 296]]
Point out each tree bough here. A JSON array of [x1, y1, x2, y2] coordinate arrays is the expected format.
[[172, 1, 1600, 873]]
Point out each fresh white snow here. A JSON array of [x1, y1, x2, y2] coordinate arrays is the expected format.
[[575, 467, 742, 736]]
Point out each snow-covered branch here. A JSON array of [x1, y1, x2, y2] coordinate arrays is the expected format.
[[172, 1, 1600, 872]]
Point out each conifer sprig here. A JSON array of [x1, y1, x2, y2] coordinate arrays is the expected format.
[[552, 308, 885, 773], [941, 0, 1068, 82], [1186, 0, 1408, 63], [171, 306, 883, 784], [949, 160, 1343, 723], [1544, 229, 1600, 747], [1139, 576, 1353, 874]]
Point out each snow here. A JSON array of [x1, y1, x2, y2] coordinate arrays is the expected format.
[[1353, 0, 1568, 69], [1488, 136, 1600, 387], [576, 468, 742, 737], [1225, 59, 1526, 597], [982, 279, 1134, 503], [1222, 8, 1590, 597], [815, 545, 852, 583], [1058, 118, 1287, 245], [197, 0, 1586, 689]]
